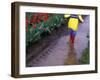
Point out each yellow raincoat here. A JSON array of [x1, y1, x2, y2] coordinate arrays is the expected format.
[[64, 14, 84, 31]]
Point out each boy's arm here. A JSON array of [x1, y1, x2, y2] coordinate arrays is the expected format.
[[64, 14, 70, 18], [79, 15, 84, 23]]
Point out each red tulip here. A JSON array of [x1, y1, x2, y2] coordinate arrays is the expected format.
[[43, 16, 48, 21], [30, 19, 35, 24], [33, 24, 36, 28]]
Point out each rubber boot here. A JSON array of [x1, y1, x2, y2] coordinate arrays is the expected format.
[[71, 35, 75, 47], [69, 35, 73, 48]]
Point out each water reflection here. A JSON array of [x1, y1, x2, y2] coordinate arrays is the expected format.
[[64, 44, 79, 65]]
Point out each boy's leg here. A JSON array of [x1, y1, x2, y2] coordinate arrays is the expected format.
[[69, 29, 73, 45], [71, 30, 77, 44], [69, 29, 77, 45], [69, 29, 73, 44]]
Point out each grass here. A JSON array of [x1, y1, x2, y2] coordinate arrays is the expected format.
[[80, 48, 89, 64]]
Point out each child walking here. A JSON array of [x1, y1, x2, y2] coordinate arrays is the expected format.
[[64, 14, 84, 47]]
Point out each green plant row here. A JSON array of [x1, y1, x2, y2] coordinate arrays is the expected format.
[[80, 48, 89, 64], [26, 14, 65, 46]]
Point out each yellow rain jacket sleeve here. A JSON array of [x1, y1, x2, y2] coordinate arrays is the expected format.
[[79, 15, 84, 23], [64, 14, 71, 18]]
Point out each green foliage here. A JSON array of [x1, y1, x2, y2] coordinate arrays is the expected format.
[[26, 13, 65, 46], [80, 48, 89, 64]]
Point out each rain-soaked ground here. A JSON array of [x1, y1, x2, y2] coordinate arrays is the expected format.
[[26, 16, 89, 67]]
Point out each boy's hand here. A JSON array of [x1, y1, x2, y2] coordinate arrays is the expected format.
[[79, 15, 84, 23]]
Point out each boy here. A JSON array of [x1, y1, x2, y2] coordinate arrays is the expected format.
[[64, 14, 84, 46]]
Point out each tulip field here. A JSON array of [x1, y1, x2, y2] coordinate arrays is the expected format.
[[26, 13, 65, 46]]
